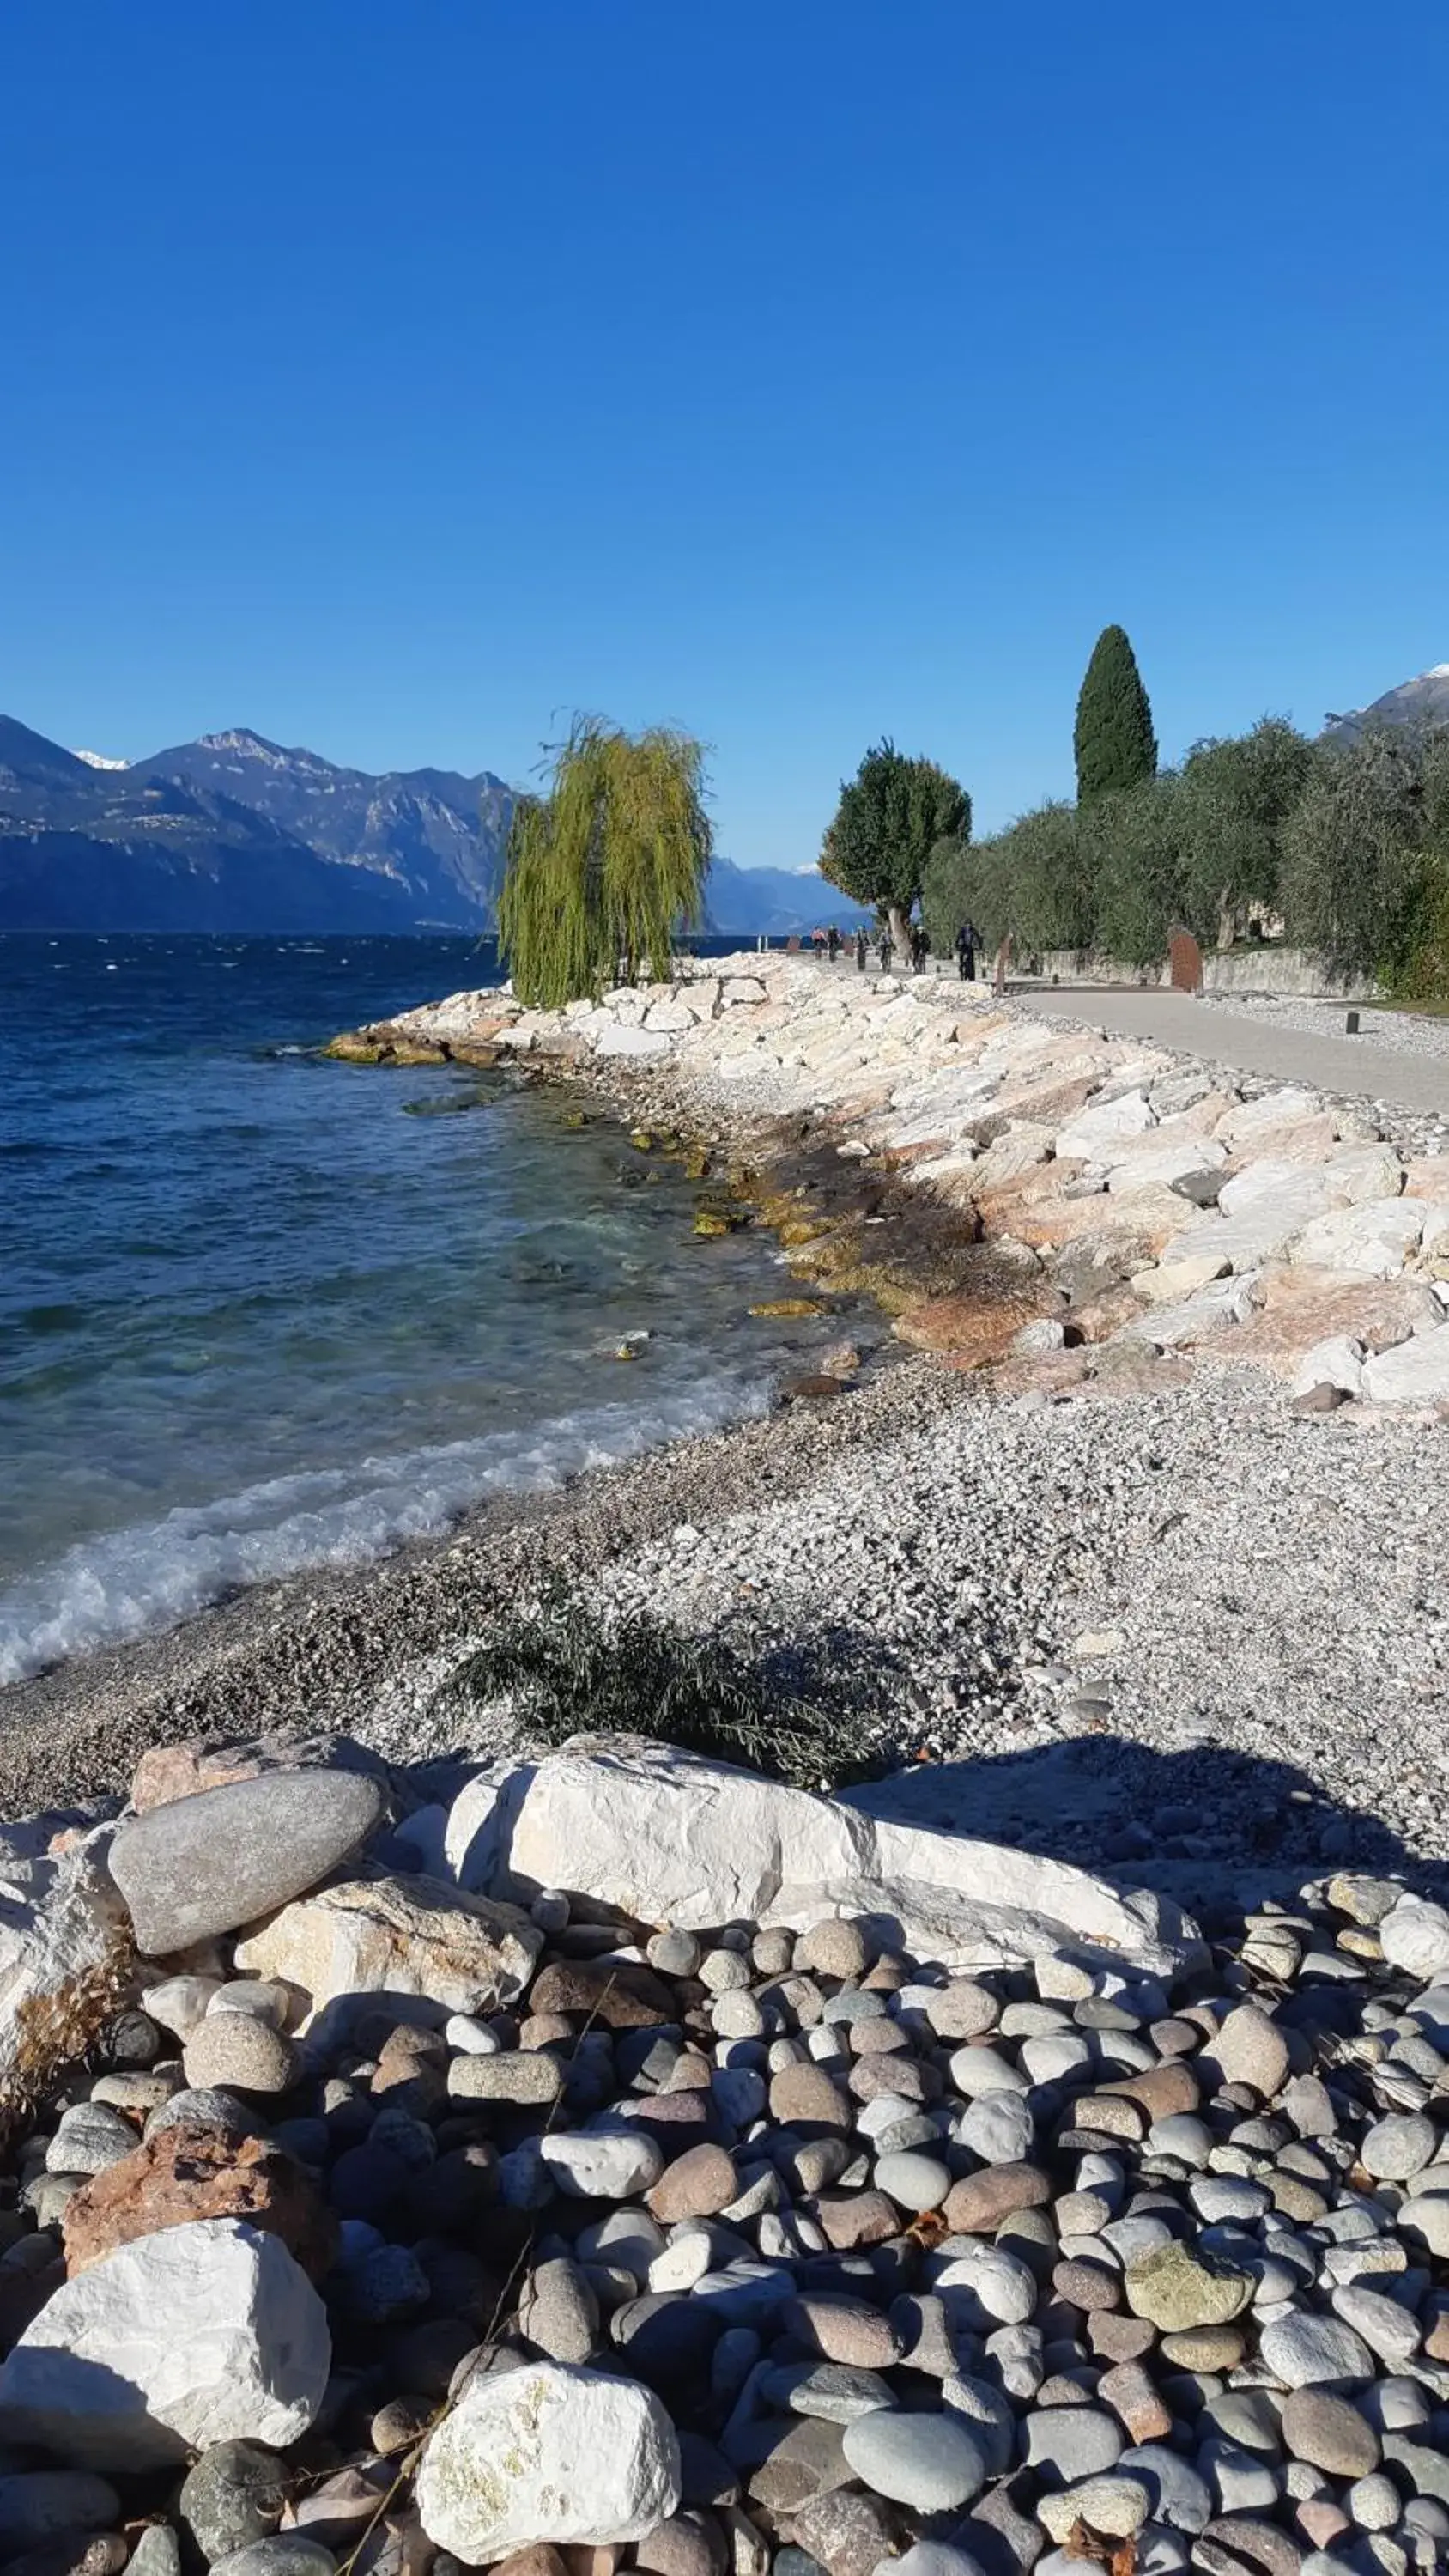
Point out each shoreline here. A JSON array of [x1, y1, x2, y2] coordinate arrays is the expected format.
[[3, 951, 1446, 1895]]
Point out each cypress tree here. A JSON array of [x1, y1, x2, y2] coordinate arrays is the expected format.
[[1074, 624, 1158, 804]]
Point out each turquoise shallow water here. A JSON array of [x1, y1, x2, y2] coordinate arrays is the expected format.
[[0, 935, 834, 1683]]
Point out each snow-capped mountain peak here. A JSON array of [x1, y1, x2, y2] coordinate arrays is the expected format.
[[72, 748, 130, 769]]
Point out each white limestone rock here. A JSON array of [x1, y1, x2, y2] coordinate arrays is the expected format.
[[0, 2220, 329, 2470], [1291, 1337, 1367, 1400], [1130, 1255, 1232, 1306], [1056, 1091, 1155, 1157], [234, 1868, 540, 2030], [591, 1026, 672, 1060], [415, 2361, 681, 2556], [1379, 1895, 1449, 1983], [1362, 1330, 1449, 1405], [446, 1742, 1200, 1978], [1293, 1199, 1426, 1280]]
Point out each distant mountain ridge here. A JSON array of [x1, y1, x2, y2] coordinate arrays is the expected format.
[[1325, 662, 1449, 741], [0, 714, 864, 934]]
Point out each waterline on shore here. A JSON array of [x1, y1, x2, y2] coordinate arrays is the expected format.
[[0, 1373, 772, 1685]]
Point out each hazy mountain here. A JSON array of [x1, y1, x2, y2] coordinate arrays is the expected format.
[[0, 714, 865, 935], [1325, 663, 1449, 740], [127, 730, 516, 927], [703, 854, 871, 935]]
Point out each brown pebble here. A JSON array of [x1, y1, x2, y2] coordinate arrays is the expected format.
[[646, 2144, 738, 2224], [1097, 2359, 1173, 2442], [782, 2293, 902, 2369], [769, 2066, 852, 2129], [529, 1958, 676, 2027], [519, 2013, 577, 2050], [787, 2484, 900, 2576], [1150, 2017, 1201, 2057], [634, 2516, 726, 2576], [561, 2553, 622, 2576], [849, 2019, 911, 2057], [814, 2191, 900, 2250], [1104, 2061, 1200, 2120], [1052, 2257, 1121, 2312], [925, 1979, 999, 2040], [662, 2050, 714, 2092], [748, 2417, 851, 2512], [943, 2163, 1052, 2234], [797, 1921, 870, 1979], [847, 2056, 939, 2105], [1159, 2325, 1247, 2369], [1088, 2311, 1157, 2363], [493, 2550, 572, 2576], [1066, 2093, 1146, 2140]]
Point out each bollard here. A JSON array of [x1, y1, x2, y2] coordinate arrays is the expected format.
[[1345, 1009, 1360, 1036]]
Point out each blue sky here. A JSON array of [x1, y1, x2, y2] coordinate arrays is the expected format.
[[3, 2, 1447, 862]]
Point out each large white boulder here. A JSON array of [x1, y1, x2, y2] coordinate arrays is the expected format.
[[1056, 1091, 1155, 1157], [1362, 1329, 1449, 1406], [1292, 1199, 1425, 1280], [0, 2221, 329, 2470], [445, 1742, 1200, 1978], [416, 2362, 680, 2556]]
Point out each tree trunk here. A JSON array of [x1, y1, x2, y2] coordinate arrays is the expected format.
[[887, 904, 911, 961], [1216, 890, 1237, 951]]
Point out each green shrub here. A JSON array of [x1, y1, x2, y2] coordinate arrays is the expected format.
[[442, 1581, 894, 1790]]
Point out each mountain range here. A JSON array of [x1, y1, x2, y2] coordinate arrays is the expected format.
[[0, 715, 867, 936], [1324, 662, 1449, 741]]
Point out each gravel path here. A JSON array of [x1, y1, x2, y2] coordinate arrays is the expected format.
[[1016, 987, 1449, 1136], [1200, 992, 1449, 1068]]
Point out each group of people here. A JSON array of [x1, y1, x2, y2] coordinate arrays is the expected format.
[[813, 918, 982, 979]]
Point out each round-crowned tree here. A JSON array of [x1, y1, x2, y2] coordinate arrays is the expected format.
[[821, 742, 970, 956], [1074, 625, 1158, 804]]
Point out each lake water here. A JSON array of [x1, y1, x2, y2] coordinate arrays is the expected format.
[[0, 935, 834, 1684]]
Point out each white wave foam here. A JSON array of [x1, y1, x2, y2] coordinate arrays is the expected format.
[[0, 1378, 768, 1686]]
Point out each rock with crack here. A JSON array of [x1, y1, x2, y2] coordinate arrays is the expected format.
[[416, 2361, 681, 2556], [234, 1868, 541, 2032], [446, 1743, 1201, 1978]]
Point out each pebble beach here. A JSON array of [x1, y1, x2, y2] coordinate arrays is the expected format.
[[0, 952, 1445, 2576]]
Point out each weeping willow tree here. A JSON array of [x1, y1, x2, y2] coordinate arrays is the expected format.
[[499, 718, 713, 1007]]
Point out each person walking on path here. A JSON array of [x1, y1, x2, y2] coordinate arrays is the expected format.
[[826, 923, 840, 963], [911, 923, 930, 974], [854, 925, 868, 971], [877, 925, 894, 972], [955, 920, 978, 981]]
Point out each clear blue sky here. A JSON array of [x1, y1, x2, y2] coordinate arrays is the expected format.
[[3, 2, 1446, 862]]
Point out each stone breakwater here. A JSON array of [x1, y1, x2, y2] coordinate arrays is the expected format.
[[340, 959, 1449, 1413], [3, 1739, 1449, 2576]]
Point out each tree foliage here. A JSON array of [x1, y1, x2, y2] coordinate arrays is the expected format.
[[822, 741, 969, 946], [1074, 624, 1158, 804], [1084, 775, 1185, 968], [1174, 718, 1313, 947], [499, 717, 712, 1008], [1278, 724, 1449, 985]]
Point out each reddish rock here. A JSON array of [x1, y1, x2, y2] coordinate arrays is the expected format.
[[63, 2123, 336, 2281], [893, 1293, 1040, 1368], [130, 1740, 273, 1812], [1103, 2061, 1200, 2120], [814, 2191, 900, 2250], [943, 2163, 1052, 2233]]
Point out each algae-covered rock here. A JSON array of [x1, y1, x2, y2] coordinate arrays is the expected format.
[[749, 1298, 829, 1320], [323, 1034, 385, 1065]]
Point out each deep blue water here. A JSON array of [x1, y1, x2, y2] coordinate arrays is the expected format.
[[0, 935, 830, 1683]]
